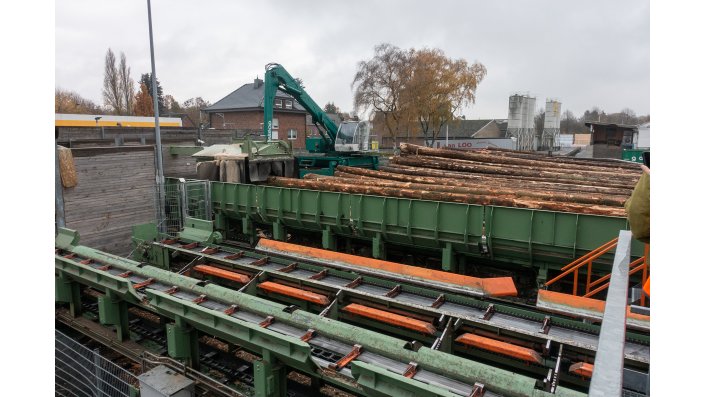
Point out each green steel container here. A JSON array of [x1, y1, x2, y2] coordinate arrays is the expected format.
[[622, 149, 645, 163]]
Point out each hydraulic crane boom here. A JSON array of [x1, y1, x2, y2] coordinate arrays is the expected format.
[[264, 63, 337, 151], [262, 63, 378, 176]]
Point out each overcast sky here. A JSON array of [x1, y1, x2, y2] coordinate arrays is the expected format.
[[55, 0, 649, 119]]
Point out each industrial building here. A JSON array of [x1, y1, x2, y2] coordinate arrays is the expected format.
[[584, 121, 640, 159]]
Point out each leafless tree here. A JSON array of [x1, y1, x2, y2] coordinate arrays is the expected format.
[[352, 43, 413, 148], [353, 44, 486, 147], [118, 52, 135, 115], [102, 48, 124, 114], [183, 97, 211, 127]]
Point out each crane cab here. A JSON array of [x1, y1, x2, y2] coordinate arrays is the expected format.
[[334, 121, 371, 152]]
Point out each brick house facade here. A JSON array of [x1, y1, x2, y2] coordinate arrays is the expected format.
[[204, 78, 308, 149]]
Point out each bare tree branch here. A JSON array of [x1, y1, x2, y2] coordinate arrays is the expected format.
[[102, 48, 123, 114]]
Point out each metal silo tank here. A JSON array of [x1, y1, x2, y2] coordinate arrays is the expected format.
[[542, 99, 562, 150]]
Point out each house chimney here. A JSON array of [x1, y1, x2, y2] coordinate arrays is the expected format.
[[254, 77, 263, 88]]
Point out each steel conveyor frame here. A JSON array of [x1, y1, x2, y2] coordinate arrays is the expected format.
[[56, 228, 586, 397]]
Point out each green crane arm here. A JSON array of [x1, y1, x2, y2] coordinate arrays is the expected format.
[[263, 63, 338, 150]]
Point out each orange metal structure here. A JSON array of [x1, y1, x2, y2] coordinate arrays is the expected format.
[[193, 265, 251, 284], [257, 281, 330, 305], [454, 333, 543, 365], [544, 238, 649, 306], [257, 239, 517, 297], [342, 303, 437, 335], [329, 344, 363, 371], [568, 362, 594, 378], [537, 290, 650, 324]]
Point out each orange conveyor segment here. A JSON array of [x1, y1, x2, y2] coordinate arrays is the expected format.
[[256, 239, 517, 297], [454, 333, 543, 364], [257, 281, 331, 306], [537, 290, 651, 322], [569, 362, 594, 378], [342, 303, 437, 335], [193, 265, 251, 284]]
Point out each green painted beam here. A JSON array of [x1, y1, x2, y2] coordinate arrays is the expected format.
[[56, 237, 589, 397], [352, 361, 460, 397], [207, 181, 644, 272], [254, 350, 287, 397], [179, 218, 223, 244]]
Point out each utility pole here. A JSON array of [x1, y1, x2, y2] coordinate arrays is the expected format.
[[147, 0, 165, 232]]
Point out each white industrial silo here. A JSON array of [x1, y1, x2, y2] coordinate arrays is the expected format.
[[506, 94, 536, 151], [542, 99, 561, 150]]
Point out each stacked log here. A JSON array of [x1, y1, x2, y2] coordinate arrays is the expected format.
[[268, 176, 626, 217], [400, 144, 640, 173], [479, 146, 640, 169], [333, 167, 629, 207], [265, 144, 641, 217], [377, 165, 635, 196]]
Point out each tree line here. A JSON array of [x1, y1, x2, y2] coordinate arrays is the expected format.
[[55, 48, 211, 127], [347, 43, 648, 146], [535, 107, 650, 135]]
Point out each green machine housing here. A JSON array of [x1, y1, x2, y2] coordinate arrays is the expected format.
[[263, 63, 378, 177]]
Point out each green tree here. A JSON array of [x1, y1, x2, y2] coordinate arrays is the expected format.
[[324, 102, 339, 113]]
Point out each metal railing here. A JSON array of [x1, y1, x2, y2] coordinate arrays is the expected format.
[[544, 237, 649, 306], [55, 330, 138, 397], [162, 178, 211, 234]]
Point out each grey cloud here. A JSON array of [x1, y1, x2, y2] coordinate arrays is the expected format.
[[56, 0, 649, 118]]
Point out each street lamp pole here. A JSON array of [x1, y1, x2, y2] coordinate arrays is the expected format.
[[147, 0, 166, 231]]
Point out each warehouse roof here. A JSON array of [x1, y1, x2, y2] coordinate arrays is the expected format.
[[204, 78, 306, 113], [444, 119, 507, 138]]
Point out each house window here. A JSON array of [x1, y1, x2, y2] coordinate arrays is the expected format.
[[275, 99, 283, 108], [285, 100, 293, 109], [288, 129, 297, 140]]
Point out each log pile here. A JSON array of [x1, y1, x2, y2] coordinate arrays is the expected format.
[[267, 144, 643, 217]]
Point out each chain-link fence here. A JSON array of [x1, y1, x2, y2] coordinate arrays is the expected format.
[[162, 178, 211, 235], [55, 330, 138, 397]]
